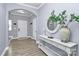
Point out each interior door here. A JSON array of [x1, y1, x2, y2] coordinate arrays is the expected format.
[[17, 20, 27, 37]]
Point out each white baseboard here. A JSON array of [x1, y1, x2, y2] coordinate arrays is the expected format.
[[25, 36, 36, 40], [9, 36, 36, 40], [1, 46, 9, 56]]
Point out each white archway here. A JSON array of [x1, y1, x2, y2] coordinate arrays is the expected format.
[[5, 4, 38, 46]]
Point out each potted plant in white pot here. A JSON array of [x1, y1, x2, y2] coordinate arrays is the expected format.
[[48, 10, 79, 43], [49, 10, 70, 43], [58, 10, 71, 43]]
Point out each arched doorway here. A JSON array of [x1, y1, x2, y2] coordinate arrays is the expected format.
[[8, 9, 37, 41], [5, 4, 38, 47]]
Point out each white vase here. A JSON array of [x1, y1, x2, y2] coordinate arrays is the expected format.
[[59, 26, 70, 43]]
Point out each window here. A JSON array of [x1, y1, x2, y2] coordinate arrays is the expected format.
[[9, 20, 12, 31]]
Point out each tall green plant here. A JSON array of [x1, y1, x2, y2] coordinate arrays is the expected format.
[[48, 10, 79, 26], [70, 14, 79, 22], [49, 10, 61, 23], [48, 10, 67, 24], [59, 10, 67, 24]]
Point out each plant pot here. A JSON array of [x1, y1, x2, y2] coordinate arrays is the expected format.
[[59, 26, 70, 43]]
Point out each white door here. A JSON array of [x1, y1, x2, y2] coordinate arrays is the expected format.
[[17, 20, 27, 37], [33, 18, 36, 40]]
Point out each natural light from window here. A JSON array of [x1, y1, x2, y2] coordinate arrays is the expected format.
[[9, 20, 12, 31]]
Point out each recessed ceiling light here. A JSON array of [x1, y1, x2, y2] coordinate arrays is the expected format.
[[17, 10, 24, 13]]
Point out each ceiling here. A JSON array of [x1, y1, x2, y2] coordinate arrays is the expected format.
[[9, 3, 44, 19], [18, 3, 44, 9], [9, 9, 36, 19]]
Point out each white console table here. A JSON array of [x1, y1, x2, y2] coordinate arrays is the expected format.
[[38, 35, 78, 56]]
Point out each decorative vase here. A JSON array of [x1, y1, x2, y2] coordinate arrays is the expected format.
[[59, 25, 70, 43]]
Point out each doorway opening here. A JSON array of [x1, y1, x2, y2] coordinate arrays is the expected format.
[[8, 9, 37, 40]]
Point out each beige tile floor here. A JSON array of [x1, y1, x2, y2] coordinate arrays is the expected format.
[[5, 38, 47, 56]]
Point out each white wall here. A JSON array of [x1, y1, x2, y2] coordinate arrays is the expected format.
[[9, 14, 18, 37], [27, 19, 33, 37], [33, 18, 36, 40], [0, 4, 6, 55], [9, 14, 30, 21], [38, 3, 79, 55]]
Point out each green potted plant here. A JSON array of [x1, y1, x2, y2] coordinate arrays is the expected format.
[[58, 10, 70, 43], [70, 14, 79, 22], [48, 10, 61, 24], [48, 10, 79, 43], [48, 10, 70, 43]]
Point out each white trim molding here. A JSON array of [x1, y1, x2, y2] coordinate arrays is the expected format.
[[1, 46, 9, 56], [17, 3, 44, 10]]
